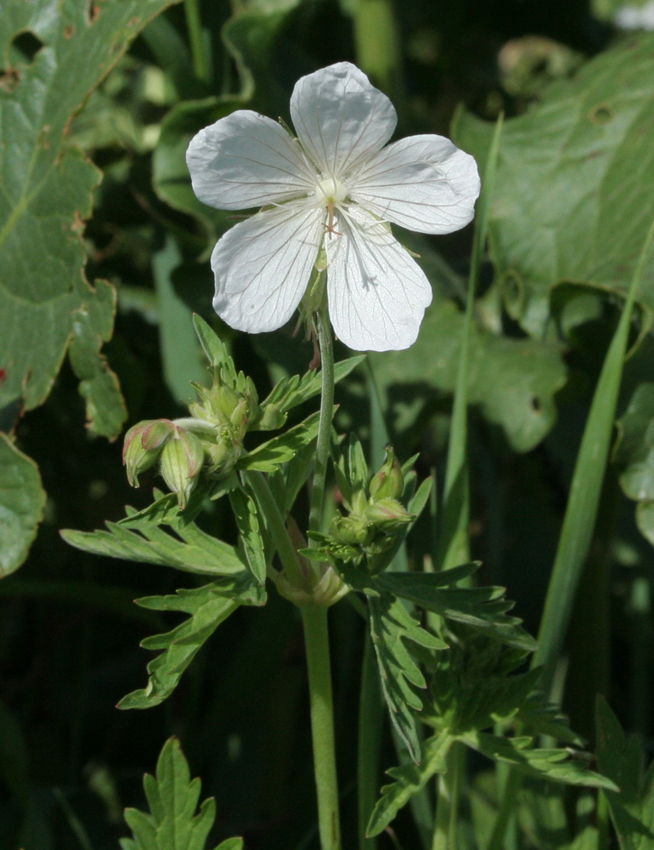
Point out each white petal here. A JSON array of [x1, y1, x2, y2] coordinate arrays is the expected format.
[[212, 203, 324, 333], [290, 62, 397, 180], [186, 110, 316, 210], [325, 207, 433, 351], [350, 135, 481, 234]]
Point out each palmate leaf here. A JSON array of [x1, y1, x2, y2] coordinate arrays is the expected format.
[[120, 576, 264, 710], [460, 731, 618, 791], [452, 32, 654, 336], [368, 593, 447, 761], [596, 696, 654, 850], [0, 0, 175, 431], [260, 355, 366, 415], [120, 737, 243, 850], [236, 410, 324, 473], [61, 515, 246, 577], [229, 489, 267, 585], [376, 571, 537, 651], [366, 730, 453, 837]]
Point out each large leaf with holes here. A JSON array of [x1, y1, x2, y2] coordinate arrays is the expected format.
[[452, 33, 654, 336], [0, 0, 176, 433]]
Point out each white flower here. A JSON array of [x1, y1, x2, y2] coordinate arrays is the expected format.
[[186, 62, 480, 352], [614, 0, 654, 29]]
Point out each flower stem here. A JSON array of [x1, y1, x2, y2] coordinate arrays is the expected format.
[[301, 604, 342, 850], [308, 308, 335, 543], [184, 0, 210, 83], [244, 470, 305, 587], [301, 307, 341, 850]]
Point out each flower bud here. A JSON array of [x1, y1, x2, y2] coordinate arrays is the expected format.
[[364, 497, 413, 532], [369, 447, 404, 501], [123, 420, 173, 487], [159, 428, 205, 508]]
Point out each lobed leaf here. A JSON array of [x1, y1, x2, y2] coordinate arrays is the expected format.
[[62, 515, 246, 577], [120, 577, 264, 710], [366, 730, 453, 837], [236, 410, 323, 472], [376, 572, 537, 651], [368, 593, 447, 762], [461, 731, 618, 791], [229, 489, 267, 585], [120, 737, 241, 849]]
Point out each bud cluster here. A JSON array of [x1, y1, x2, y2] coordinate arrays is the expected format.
[[123, 346, 285, 508], [318, 446, 414, 574]]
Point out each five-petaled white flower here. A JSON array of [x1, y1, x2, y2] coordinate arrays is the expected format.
[[186, 62, 481, 352]]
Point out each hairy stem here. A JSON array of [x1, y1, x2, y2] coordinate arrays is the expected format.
[[302, 604, 341, 850], [308, 308, 335, 543]]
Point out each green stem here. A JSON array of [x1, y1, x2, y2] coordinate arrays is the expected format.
[[308, 308, 335, 542], [245, 471, 305, 588], [358, 631, 383, 850], [352, 0, 403, 109], [184, 0, 209, 83], [302, 605, 342, 850]]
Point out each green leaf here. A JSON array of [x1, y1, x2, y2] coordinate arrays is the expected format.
[[237, 411, 322, 472], [68, 278, 126, 439], [366, 731, 453, 837], [261, 355, 366, 415], [460, 731, 618, 791], [152, 237, 206, 403], [368, 592, 447, 762], [613, 382, 654, 546], [120, 577, 264, 710], [229, 489, 267, 585], [596, 696, 654, 850], [452, 32, 654, 335], [375, 572, 537, 651], [120, 737, 240, 849], [373, 293, 567, 453], [0, 434, 46, 578], [0, 0, 175, 426], [61, 515, 247, 578]]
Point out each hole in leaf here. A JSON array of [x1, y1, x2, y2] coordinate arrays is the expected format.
[[530, 396, 542, 412], [87, 1, 101, 23], [589, 103, 614, 125], [11, 30, 44, 64]]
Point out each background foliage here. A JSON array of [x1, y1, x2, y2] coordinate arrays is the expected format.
[[1, 0, 654, 847]]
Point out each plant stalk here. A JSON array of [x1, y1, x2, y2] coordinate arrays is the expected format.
[[308, 308, 335, 543], [184, 0, 210, 83], [302, 605, 341, 850]]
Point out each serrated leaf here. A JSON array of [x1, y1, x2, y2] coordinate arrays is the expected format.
[[191, 315, 237, 381], [368, 593, 447, 761], [229, 489, 267, 585], [62, 515, 246, 577], [367, 730, 453, 837], [0, 0, 175, 424], [261, 355, 366, 414], [121, 737, 237, 850], [596, 696, 654, 850], [376, 572, 537, 651], [452, 32, 654, 336], [0, 434, 46, 578], [237, 410, 323, 472], [461, 731, 618, 791], [120, 577, 264, 710]]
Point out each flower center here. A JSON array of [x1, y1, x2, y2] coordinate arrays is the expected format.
[[315, 176, 348, 206]]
